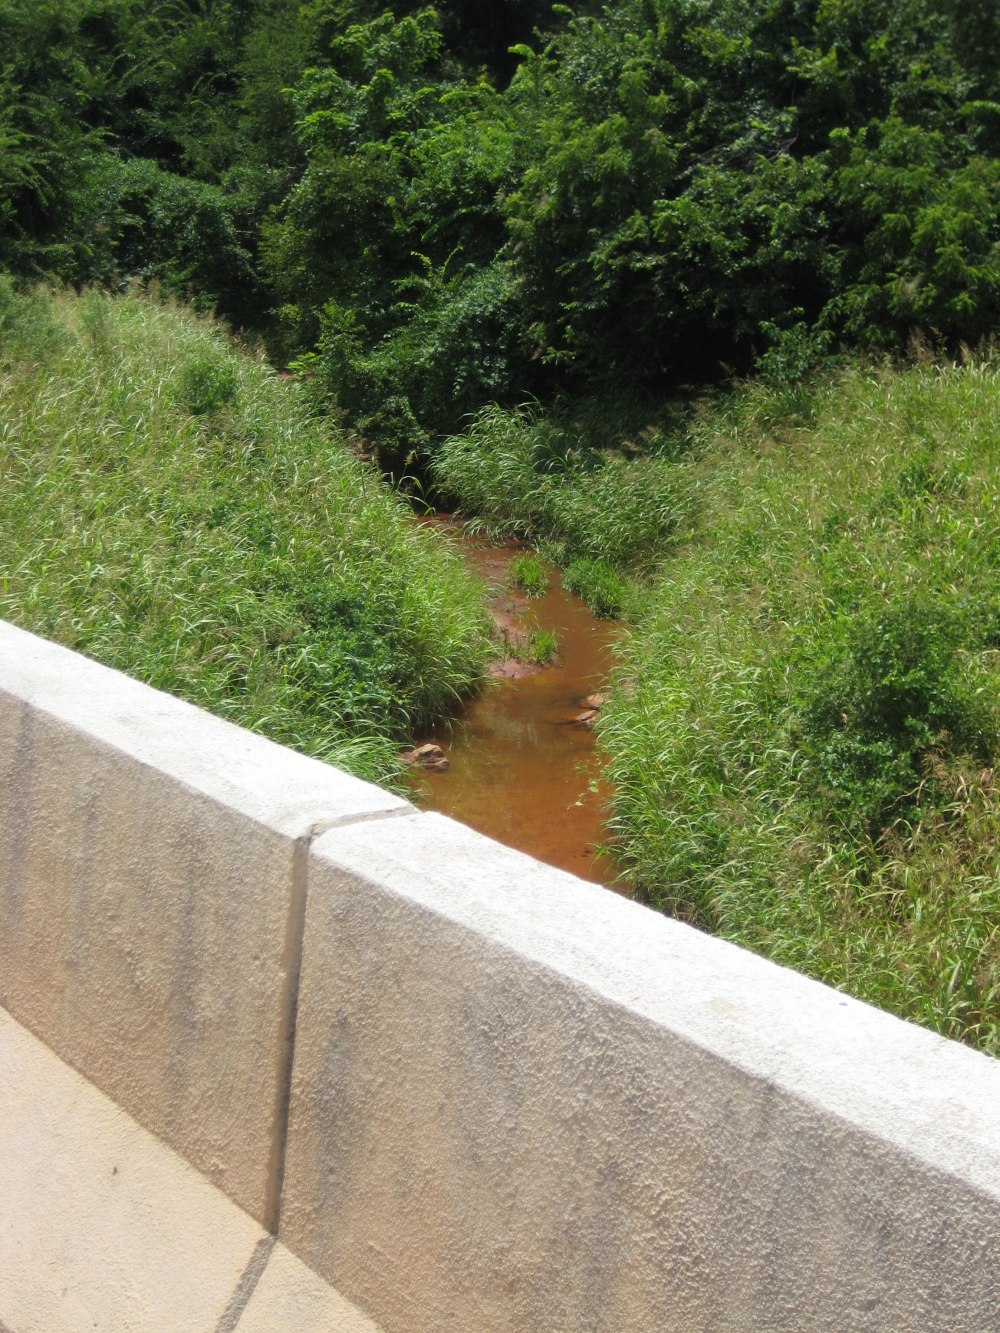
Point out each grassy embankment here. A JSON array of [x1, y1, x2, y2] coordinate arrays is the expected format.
[[605, 359, 1000, 1054], [434, 358, 1000, 1054], [0, 283, 490, 783]]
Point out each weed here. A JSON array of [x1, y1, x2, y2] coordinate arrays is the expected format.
[[563, 560, 625, 620], [530, 628, 558, 664], [509, 553, 548, 598], [180, 353, 239, 415]]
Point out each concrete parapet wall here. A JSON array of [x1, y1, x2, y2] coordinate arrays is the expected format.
[[0, 1004, 379, 1332], [283, 812, 1000, 1333], [0, 619, 407, 1225], [2, 620, 1000, 1330]]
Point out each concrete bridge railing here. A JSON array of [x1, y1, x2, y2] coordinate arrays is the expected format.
[[2, 617, 1000, 1331]]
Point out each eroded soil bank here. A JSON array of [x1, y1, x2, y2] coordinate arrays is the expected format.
[[407, 522, 619, 884]]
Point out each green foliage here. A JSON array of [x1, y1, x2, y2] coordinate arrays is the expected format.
[[602, 356, 1000, 1051], [251, 0, 1000, 459], [262, 9, 524, 455], [3, 0, 1000, 448], [496, 0, 1000, 390], [529, 626, 558, 663], [0, 286, 491, 782], [0, 1, 109, 280], [100, 158, 257, 317], [563, 559, 625, 620], [831, 120, 1000, 347], [795, 594, 998, 830], [508, 552, 548, 597], [431, 400, 684, 611], [179, 349, 239, 416]]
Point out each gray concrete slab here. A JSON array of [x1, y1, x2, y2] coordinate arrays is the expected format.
[[0, 1004, 379, 1333], [0, 1003, 264, 1332], [280, 809, 1000, 1333], [235, 1243, 381, 1333]]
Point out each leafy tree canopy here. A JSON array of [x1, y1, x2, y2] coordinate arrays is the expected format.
[[1, 0, 998, 457]]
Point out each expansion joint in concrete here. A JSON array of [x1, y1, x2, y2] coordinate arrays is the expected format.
[[263, 804, 415, 1235], [309, 805, 419, 837], [214, 1235, 277, 1333]]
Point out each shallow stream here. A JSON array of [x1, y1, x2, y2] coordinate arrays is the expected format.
[[408, 522, 619, 885]]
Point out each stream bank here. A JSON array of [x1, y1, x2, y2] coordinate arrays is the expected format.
[[406, 521, 620, 885]]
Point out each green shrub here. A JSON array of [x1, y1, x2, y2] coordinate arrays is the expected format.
[[180, 352, 239, 416], [100, 158, 258, 320], [4, 0, 1000, 423]]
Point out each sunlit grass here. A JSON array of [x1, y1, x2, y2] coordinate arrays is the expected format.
[[431, 400, 685, 614], [602, 354, 1000, 1053], [0, 281, 491, 784], [508, 552, 548, 597], [529, 627, 559, 664]]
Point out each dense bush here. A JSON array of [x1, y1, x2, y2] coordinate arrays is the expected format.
[[0, 282, 490, 781], [2, 0, 999, 463], [258, 0, 1000, 460]]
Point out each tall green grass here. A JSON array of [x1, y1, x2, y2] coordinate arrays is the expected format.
[[602, 356, 1000, 1052], [431, 401, 685, 614], [0, 282, 491, 782]]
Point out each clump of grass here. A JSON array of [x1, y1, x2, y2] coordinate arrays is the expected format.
[[180, 352, 238, 415], [530, 627, 558, 664], [0, 281, 491, 784], [509, 553, 549, 598], [563, 559, 625, 619], [602, 354, 1000, 1053]]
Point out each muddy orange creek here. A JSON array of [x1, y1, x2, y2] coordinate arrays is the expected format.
[[407, 521, 620, 885]]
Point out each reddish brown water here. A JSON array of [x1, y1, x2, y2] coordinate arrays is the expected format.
[[409, 526, 620, 884]]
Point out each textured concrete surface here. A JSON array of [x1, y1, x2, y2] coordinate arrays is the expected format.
[[0, 1004, 381, 1333], [237, 1243, 381, 1332], [0, 618, 410, 1225], [282, 810, 1000, 1333], [0, 1003, 265, 1332]]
